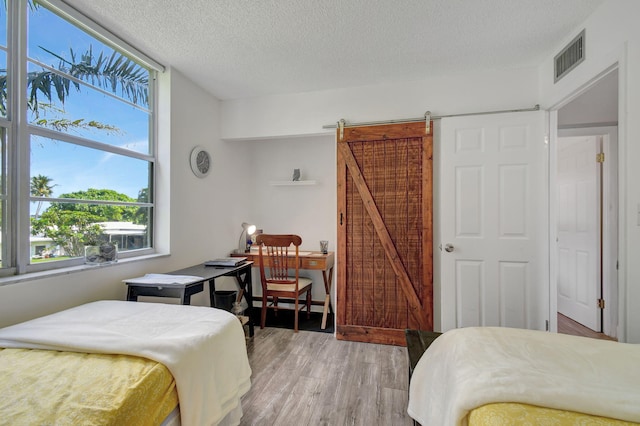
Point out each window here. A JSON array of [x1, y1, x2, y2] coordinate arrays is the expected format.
[[1, 0, 162, 276]]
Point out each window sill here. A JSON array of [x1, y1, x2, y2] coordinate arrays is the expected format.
[[0, 253, 170, 287]]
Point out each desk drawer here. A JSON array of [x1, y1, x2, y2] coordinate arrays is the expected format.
[[260, 257, 301, 269], [300, 257, 327, 270]]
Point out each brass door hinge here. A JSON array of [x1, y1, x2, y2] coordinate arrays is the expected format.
[[598, 298, 605, 309], [596, 153, 605, 163]]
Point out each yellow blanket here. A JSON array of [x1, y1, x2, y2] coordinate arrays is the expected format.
[[469, 403, 640, 425], [0, 347, 177, 426]]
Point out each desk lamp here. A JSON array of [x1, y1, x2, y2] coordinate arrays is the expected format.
[[237, 222, 257, 253]]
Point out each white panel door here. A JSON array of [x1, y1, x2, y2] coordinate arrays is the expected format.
[[440, 111, 548, 332], [556, 135, 601, 331]]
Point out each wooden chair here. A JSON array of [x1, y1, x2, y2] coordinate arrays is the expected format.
[[256, 234, 312, 332]]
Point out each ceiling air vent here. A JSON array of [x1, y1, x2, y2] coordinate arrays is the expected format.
[[554, 30, 585, 83]]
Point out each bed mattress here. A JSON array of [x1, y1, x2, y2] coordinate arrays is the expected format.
[[0, 347, 178, 425]]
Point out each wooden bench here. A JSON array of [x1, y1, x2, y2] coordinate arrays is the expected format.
[[405, 329, 442, 426]]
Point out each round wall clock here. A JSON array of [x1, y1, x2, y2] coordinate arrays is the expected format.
[[190, 146, 211, 178]]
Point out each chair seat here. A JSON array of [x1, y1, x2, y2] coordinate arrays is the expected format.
[[266, 277, 312, 292]]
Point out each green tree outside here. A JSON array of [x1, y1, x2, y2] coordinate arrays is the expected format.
[[31, 209, 104, 257], [47, 188, 138, 222], [31, 188, 144, 257]]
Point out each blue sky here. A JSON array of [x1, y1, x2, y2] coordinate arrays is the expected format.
[[4, 3, 152, 209]]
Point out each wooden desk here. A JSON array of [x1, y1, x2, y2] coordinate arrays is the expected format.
[[232, 251, 335, 329], [124, 261, 255, 336]]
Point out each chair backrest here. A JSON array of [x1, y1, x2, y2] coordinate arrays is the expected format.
[[255, 234, 302, 290]]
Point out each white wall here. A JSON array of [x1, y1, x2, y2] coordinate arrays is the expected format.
[[557, 69, 618, 127], [221, 67, 540, 331], [0, 68, 251, 328], [221, 68, 539, 140], [164, 69, 254, 302], [538, 0, 640, 342], [240, 135, 337, 307]]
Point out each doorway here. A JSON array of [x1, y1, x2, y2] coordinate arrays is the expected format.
[[553, 68, 618, 339]]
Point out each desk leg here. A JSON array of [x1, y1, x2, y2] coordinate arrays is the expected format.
[[126, 286, 138, 302], [234, 266, 254, 337], [208, 278, 216, 308], [321, 266, 334, 330]]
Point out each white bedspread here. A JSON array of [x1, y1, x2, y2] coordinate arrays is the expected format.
[[0, 300, 252, 426], [407, 327, 640, 425]]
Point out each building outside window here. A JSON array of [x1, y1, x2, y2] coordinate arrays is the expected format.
[[0, 0, 161, 276]]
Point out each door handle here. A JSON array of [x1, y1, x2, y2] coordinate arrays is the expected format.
[[444, 243, 454, 253]]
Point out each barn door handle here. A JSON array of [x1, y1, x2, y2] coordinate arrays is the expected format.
[[444, 243, 454, 252]]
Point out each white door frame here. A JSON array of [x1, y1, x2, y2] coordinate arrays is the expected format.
[[548, 64, 623, 339], [549, 111, 559, 333]]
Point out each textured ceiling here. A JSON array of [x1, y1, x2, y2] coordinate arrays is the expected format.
[[63, 0, 604, 100]]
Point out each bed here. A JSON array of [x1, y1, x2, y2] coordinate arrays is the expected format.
[[0, 300, 252, 426], [407, 327, 640, 425]]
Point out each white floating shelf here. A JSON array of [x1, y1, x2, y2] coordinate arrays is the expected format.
[[269, 180, 317, 186]]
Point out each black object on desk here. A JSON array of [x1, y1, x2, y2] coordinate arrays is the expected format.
[[124, 261, 255, 337]]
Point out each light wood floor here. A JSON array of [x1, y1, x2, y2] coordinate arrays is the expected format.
[[239, 327, 413, 426], [557, 313, 616, 341], [239, 316, 614, 425]]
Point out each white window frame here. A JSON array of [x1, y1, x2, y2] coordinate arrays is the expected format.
[[0, 0, 164, 277]]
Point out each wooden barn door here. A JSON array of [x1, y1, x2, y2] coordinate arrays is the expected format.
[[337, 121, 433, 345]]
